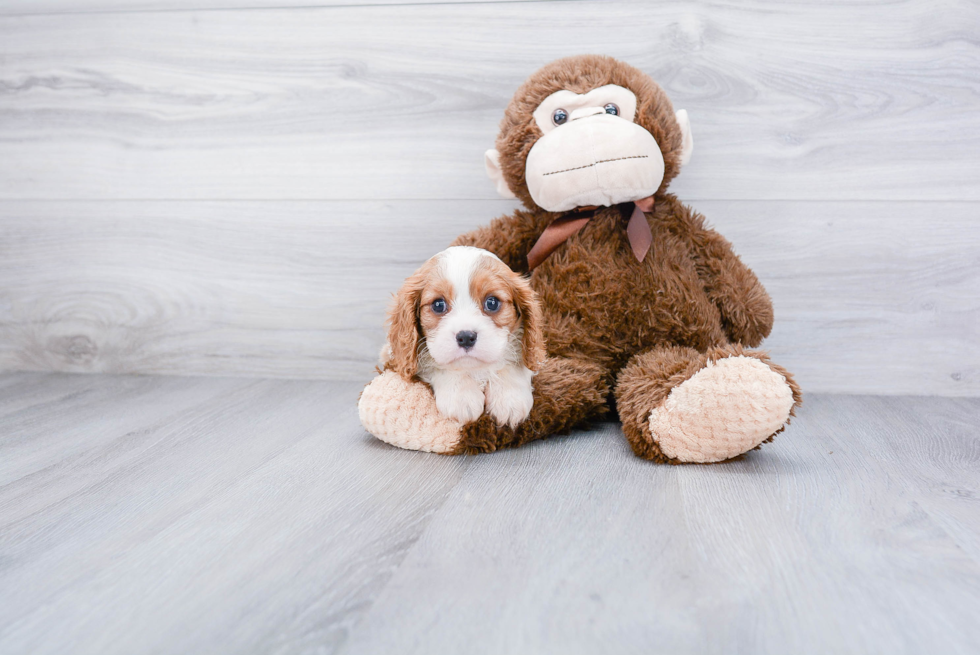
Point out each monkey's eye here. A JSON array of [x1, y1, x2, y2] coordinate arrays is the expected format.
[[431, 298, 447, 314], [483, 296, 501, 313], [604, 103, 619, 116], [552, 108, 568, 125]]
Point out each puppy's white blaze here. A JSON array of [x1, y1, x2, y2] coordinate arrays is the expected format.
[[425, 246, 511, 370]]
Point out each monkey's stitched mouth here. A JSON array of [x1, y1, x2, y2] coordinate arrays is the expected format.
[[543, 155, 650, 177]]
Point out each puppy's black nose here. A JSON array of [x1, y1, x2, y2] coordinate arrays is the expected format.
[[456, 331, 478, 350]]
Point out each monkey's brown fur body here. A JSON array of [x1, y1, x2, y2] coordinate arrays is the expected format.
[[452, 196, 801, 462], [359, 55, 801, 463]]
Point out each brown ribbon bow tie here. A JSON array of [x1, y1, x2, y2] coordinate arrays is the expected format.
[[526, 196, 655, 271]]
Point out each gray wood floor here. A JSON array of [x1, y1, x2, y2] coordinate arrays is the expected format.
[[1, 373, 978, 654]]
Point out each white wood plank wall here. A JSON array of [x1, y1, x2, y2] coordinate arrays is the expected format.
[[0, 0, 978, 395]]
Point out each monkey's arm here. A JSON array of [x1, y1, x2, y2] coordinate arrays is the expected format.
[[666, 199, 774, 347], [451, 208, 552, 275]]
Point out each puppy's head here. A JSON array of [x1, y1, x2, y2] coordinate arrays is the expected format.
[[385, 246, 545, 379]]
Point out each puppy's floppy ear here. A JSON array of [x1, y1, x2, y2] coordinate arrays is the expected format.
[[385, 270, 425, 380], [511, 274, 546, 371]]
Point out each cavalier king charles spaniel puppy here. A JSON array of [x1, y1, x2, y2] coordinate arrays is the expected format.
[[381, 246, 545, 428]]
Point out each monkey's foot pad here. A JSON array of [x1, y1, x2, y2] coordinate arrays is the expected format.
[[649, 355, 796, 463], [359, 371, 463, 454]]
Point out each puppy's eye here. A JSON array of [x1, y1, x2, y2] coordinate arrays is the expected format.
[[431, 298, 447, 314], [552, 108, 568, 125], [604, 103, 619, 116], [483, 296, 500, 313]]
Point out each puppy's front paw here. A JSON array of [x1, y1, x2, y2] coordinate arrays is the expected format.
[[486, 366, 534, 428], [435, 383, 486, 424]]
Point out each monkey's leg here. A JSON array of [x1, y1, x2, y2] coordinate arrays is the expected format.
[[359, 356, 610, 455], [614, 344, 802, 464]]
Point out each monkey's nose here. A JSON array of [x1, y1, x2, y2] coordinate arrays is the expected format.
[[456, 331, 478, 350], [570, 106, 605, 121]]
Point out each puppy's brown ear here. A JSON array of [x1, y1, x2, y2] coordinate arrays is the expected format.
[[385, 271, 425, 380], [512, 275, 546, 371]]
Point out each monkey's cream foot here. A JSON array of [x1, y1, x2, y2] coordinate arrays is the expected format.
[[358, 371, 463, 454], [615, 345, 802, 464], [648, 356, 796, 463]]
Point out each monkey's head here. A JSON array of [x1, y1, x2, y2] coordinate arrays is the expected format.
[[485, 55, 694, 213]]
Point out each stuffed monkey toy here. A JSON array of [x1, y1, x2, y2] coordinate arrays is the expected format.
[[359, 55, 801, 463]]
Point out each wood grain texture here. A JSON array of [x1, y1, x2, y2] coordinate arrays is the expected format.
[[1, 0, 977, 392], [1, 199, 977, 395], [0, 0, 562, 17], [0, 373, 471, 654], [345, 393, 980, 655], [1, 0, 978, 201], [1, 373, 978, 654]]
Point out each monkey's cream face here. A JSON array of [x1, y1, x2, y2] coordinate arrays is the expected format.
[[525, 85, 663, 212], [485, 83, 693, 212]]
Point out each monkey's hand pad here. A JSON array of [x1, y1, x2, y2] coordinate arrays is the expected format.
[[358, 371, 463, 454]]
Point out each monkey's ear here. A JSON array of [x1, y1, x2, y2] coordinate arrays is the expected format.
[[485, 149, 517, 199], [675, 109, 694, 166]]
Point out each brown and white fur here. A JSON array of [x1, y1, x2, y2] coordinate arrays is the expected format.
[[381, 246, 545, 428], [360, 55, 801, 462]]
